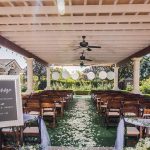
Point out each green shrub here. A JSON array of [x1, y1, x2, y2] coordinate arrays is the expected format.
[[140, 78, 150, 94], [126, 84, 133, 91], [21, 85, 27, 92]]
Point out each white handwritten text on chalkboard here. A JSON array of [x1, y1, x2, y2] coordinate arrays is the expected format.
[[0, 88, 12, 94]]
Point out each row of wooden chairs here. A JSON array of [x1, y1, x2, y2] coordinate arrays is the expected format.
[[92, 91, 150, 146], [1, 90, 73, 148], [23, 91, 73, 128]]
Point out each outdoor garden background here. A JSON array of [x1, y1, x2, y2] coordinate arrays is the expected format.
[[20, 55, 150, 95]]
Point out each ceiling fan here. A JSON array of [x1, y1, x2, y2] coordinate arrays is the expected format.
[[79, 51, 92, 61], [73, 36, 101, 51], [80, 61, 84, 67]]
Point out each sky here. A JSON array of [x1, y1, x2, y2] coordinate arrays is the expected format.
[[0, 46, 26, 69], [0, 46, 89, 72]]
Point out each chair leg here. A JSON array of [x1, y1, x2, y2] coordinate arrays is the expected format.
[[61, 107, 64, 117], [124, 136, 127, 147], [53, 117, 56, 128], [96, 102, 99, 111], [0, 129, 2, 150], [105, 116, 109, 128]]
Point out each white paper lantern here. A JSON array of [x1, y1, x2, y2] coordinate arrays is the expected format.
[[71, 72, 79, 80], [87, 72, 95, 80], [62, 71, 70, 79], [99, 71, 107, 79], [107, 71, 115, 80], [52, 72, 60, 80]]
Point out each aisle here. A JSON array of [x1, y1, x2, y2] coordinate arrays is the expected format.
[[48, 95, 116, 148]]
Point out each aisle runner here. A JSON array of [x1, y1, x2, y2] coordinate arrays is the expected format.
[[66, 96, 96, 147], [48, 95, 116, 147]]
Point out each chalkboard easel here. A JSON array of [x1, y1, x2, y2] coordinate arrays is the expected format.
[[0, 76, 24, 149]]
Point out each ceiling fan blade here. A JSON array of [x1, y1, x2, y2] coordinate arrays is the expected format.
[[87, 47, 92, 51], [85, 58, 93, 61], [73, 46, 82, 50], [88, 46, 101, 48]]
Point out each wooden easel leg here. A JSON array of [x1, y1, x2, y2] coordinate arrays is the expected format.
[[0, 128, 2, 150]]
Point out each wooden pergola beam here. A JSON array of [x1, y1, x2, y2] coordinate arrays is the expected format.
[[0, 4, 149, 14], [117, 45, 150, 66], [0, 35, 48, 66]]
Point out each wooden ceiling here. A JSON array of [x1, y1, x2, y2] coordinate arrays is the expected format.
[[0, 0, 150, 66]]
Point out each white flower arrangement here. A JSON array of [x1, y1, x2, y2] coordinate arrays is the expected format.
[[125, 138, 150, 150], [21, 144, 41, 150]]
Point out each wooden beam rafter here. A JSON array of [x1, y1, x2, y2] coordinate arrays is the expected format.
[[0, 24, 150, 31], [2, 30, 150, 37], [117, 45, 150, 66], [0, 15, 150, 24], [0, 5, 149, 14]]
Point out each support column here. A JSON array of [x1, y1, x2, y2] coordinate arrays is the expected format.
[[113, 66, 120, 90], [26, 58, 33, 94], [45, 66, 51, 90], [132, 57, 142, 94]]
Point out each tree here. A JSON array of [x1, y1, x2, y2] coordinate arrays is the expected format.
[[119, 61, 133, 81], [119, 55, 150, 81], [140, 55, 150, 80], [33, 61, 46, 80]]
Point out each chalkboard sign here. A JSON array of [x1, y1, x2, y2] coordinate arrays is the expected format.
[[0, 75, 23, 128]]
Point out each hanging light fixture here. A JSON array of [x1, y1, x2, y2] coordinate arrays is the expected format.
[[57, 0, 65, 15]]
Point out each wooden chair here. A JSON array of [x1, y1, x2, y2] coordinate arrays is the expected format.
[[141, 102, 150, 117], [95, 94, 107, 111], [122, 105, 140, 146], [1, 126, 21, 149], [142, 108, 150, 138], [23, 116, 41, 145], [51, 97, 64, 117], [41, 102, 56, 128], [122, 103, 140, 117], [105, 99, 122, 127], [99, 95, 111, 115], [24, 101, 41, 116]]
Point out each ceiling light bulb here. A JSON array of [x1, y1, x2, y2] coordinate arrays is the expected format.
[[57, 0, 65, 15]]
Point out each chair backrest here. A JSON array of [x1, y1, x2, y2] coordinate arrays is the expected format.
[[112, 96, 124, 102], [26, 101, 40, 107], [101, 95, 112, 104], [50, 97, 63, 103], [30, 93, 41, 100], [41, 102, 55, 109], [25, 101, 41, 113], [123, 98, 139, 105], [41, 96, 52, 103], [107, 100, 122, 110], [122, 104, 140, 117]]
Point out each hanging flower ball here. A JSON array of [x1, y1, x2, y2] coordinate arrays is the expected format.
[[62, 70, 70, 79], [107, 71, 115, 80], [71, 72, 79, 80], [52, 72, 60, 80], [99, 71, 107, 79], [87, 72, 95, 80]]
